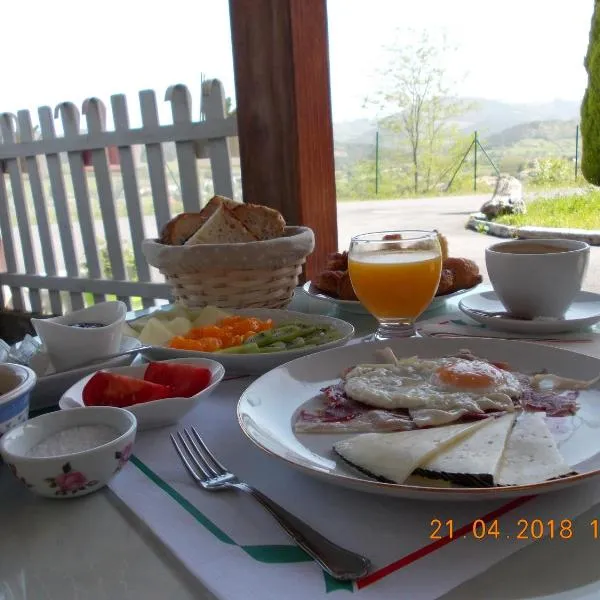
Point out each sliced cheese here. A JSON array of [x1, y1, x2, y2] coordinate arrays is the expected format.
[[333, 420, 489, 484], [496, 413, 572, 486], [418, 414, 516, 486]]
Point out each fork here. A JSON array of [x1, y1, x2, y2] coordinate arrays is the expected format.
[[171, 427, 371, 581]]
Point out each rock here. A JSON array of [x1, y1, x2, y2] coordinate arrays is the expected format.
[[479, 175, 526, 219]]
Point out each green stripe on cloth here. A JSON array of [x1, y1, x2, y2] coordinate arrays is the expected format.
[[130, 455, 354, 594]]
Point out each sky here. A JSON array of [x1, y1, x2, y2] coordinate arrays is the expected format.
[[1, 0, 594, 126]]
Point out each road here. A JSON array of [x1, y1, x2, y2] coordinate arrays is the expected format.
[[337, 195, 600, 293]]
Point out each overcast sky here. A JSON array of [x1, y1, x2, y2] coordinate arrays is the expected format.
[[1, 0, 593, 125]]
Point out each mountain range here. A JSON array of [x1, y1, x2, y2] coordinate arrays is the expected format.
[[333, 98, 581, 146]]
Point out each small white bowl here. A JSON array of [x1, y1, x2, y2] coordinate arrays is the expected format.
[[0, 406, 137, 498], [0, 363, 37, 436], [58, 358, 225, 430], [31, 301, 127, 372]]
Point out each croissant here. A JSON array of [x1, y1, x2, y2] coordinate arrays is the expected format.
[[442, 258, 482, 290]]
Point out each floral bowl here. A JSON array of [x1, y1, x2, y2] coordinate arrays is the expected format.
[[0, 406, 136, 498], [0, 363, 37, 437]]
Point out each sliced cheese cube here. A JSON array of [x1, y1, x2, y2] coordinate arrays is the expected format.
[[138, 317, 175, 347], [192, 306, 232, 328], [166, 317, 192, 336]]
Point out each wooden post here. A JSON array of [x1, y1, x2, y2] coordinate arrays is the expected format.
[[229, 0, 338, 280]]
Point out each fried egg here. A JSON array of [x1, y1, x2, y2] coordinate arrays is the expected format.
[[343, 357, 520, 414]]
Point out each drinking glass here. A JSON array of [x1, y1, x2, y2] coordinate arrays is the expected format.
[[348, 230, 442, 340]]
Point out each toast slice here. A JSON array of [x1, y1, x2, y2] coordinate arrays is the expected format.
[[232, 204, 286, 240], [160, 212, 207, 245], [184, 205, 258, 245], [198, 195, 241, 221]]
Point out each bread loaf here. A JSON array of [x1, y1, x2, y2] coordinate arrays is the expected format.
[[158, 195, 287, 245], [159, 212, 207, 245], [184, 205, 258, 245], [231, 204, 286, 240]]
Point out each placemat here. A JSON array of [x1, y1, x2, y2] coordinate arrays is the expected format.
[[109, 376, 600, 600]]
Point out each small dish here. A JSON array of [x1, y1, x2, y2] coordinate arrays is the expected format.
[[29, 336, 142, 412], [0, 406, 137, 498], [459, 290, 600, 334], [31, 301, 127, 371], [0, 363, 37, 436], [139, 309, 355, 375], [59, 357, 225, 430]]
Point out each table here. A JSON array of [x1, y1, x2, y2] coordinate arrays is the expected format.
[[3, 290, 600, 600]]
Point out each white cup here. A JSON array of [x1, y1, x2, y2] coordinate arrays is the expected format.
[[485, 238, 590, 319]]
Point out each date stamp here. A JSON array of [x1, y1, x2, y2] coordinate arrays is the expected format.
[[430, 518, 600, 541]]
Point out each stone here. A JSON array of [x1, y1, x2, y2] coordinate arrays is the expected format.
[[479, 175, 526, 219]]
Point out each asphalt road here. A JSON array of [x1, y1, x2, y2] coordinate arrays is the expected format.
[[336, 194, 600, 293]]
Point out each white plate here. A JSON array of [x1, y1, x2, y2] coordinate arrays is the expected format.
[[459, 291, 600, 334], [238, 337, 600, 501], [140, 309, 355, 375], [30, 336, 142, 411], [303, 281, 480, 315], [302, 281, 368, 314], [59, 357, 225, 430]]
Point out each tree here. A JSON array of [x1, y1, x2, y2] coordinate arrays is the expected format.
[[369, 29, 473, 194], [581, 1, 600, 185]]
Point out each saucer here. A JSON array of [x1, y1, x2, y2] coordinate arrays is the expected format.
[[459, 291, 600, 334], [29, 336, 142, 411]]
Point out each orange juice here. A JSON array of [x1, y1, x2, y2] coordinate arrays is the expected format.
[[348, 250, 441, 319]]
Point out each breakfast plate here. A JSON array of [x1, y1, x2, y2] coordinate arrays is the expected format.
[[29, 336, 142, 411], [303, 281, 480, 315], [238, 337, 600, 501], [138, 309, 355, 375], [459, 291, 600, 334]]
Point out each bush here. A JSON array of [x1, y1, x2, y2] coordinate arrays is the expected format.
[[530, 158, 573, 186]]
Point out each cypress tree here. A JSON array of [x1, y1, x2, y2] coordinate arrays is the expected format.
[[582, 0, 600, 185]]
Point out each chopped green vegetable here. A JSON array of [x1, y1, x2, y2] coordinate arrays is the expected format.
[[215, 342, 261, 355]]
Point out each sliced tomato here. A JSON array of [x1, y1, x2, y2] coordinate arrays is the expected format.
[[82, 371, 171, 408], [144, 362, 212, 397]]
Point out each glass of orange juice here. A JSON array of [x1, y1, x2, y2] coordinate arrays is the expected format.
[[348, 230, 442, 339]]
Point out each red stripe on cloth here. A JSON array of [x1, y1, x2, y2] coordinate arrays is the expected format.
[[356, 495, 536, 590]]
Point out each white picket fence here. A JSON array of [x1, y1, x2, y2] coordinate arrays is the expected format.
[[0, 78, 238, 315]]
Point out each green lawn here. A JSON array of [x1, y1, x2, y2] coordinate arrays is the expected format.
[[495, 190, 600, 230]]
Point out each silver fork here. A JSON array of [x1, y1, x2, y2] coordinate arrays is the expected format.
[[171, 427, 371, 581]]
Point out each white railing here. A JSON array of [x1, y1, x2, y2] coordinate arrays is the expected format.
[[0, 78, 238, 314]]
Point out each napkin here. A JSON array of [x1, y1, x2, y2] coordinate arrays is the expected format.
[[417, 316, 597, 343]]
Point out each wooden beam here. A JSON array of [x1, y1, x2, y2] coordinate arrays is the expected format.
[[229, 0, 338, 280]]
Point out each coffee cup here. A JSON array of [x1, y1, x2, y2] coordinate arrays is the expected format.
[[485, 238, 590, 319]]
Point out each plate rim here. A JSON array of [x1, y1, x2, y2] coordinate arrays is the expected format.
[[459, 290, 600, 333], [38, 335, 142, 381], [237, 336, 600, 497], [303, 280, 481, 309]]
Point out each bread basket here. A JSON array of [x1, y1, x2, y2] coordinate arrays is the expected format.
[[142, 226, 315, 309]]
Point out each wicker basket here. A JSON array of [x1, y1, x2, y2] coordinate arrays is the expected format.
[[142, 226, 315, 309]]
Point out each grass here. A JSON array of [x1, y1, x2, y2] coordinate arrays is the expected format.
[[495, 190, 600, 230]]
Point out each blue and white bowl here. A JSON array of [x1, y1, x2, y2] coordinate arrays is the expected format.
[[0, 363, 37, 436]]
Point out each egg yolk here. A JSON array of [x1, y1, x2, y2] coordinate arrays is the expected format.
[[435, 360, 501, 390]]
